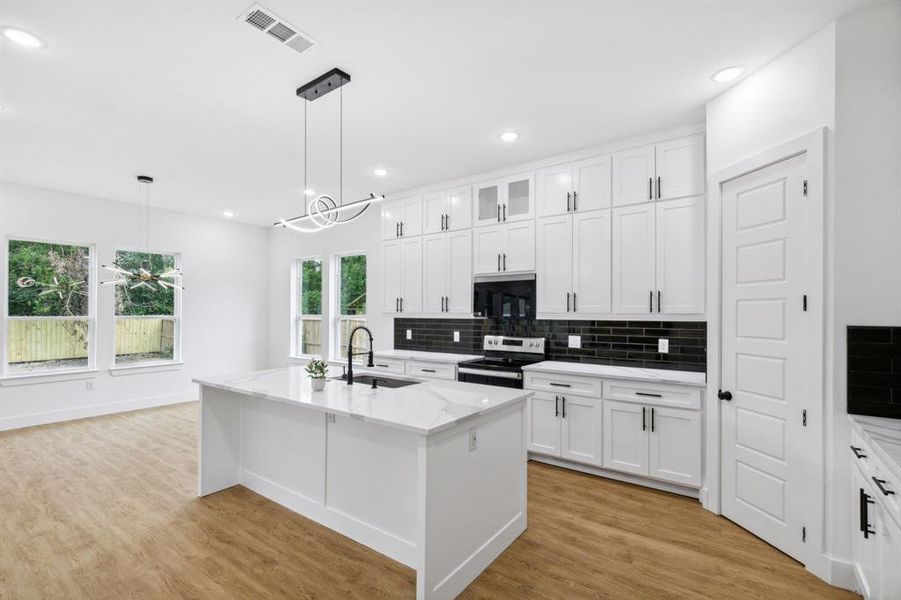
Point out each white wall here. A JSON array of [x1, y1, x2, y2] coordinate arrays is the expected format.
[[0, 182, 269, 429]]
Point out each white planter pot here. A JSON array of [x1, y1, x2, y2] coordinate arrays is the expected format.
[[310, 378, 327, 392]]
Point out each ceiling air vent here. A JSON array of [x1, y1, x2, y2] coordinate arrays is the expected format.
[[239, 3, 316, 56]]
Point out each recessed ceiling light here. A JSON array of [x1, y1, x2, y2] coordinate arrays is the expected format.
[[303, 188, 316, 196], [373, 168, 388, 177], [500, 131, 519, 143], [222, 210, 235, 218], [711, 66, 742, 83], [1, 27, 46, 49]]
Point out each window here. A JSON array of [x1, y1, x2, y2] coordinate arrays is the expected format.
[[113, 250, 180, 365], [293, 258, 322, 357], [333, 254, 367, 360], [4, 239, 94, 375]]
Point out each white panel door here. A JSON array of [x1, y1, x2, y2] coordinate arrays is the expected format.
[[648, 406, 701, 487], [655, 134, 705, 201], [573, 154, 611, 213], [573, 210, 611, 314], [612, 144, 655, 207], [446, 186, 472, 231], [602, 400, 649, 476], [399, 197, 422, 237], [473, 224, 505, 274], [382, 203, 402, 240], [560, 395, 603, 467], [612, 203, 655, 314], [656, 196, 705, 314], [400, 237, 422, 314], [721, 153, 810, 564], [422, 234, 447, 313], [382, 240, 403, 313], [446, 230, 472, 314], [505, 221, 535, 273], [527, 392, 561, 457], [536, 215, 573, 314], [422, 191, 447, 235], [536, 164, 573, 217]]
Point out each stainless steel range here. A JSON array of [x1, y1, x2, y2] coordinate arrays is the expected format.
[[456, 335, 546, 388]]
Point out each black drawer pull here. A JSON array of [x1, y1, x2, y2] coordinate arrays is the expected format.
[[850, 445, 867, 459], [635, 392, 663, 398], [375, 364, 390, 368], [549, 382, 571, 388], [873, 477, 896, 496], [421, 368, 437, 373]]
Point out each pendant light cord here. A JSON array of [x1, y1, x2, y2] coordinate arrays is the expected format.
[[303, 99, 308, 217], [339, 84, 343, 205]]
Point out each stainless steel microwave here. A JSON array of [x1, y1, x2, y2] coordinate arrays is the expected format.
[[472, 274, 536, 319]]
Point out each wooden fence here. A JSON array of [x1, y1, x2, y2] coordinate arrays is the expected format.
[[299, 317, 367, 358], [7, 318, 174, 364]]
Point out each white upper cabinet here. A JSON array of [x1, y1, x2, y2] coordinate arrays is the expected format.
[[474, 173, 534, 227], [423, 231, 472, 315], [536, 156, 611, 218], [474, 221, 535, 275], [381, 196, 422, 240], [655, 196, 705, 314], [612, 145, 656, 207], [537, 215, 573, 314], [423, 186, 472, 234], [612, 203, 656, 314], [612, 134, 705, 207], [655, 134, 705, 201], [473, 225, 506, 275], [572, 210, 612, 314], [382, 240, 403, 313], [382, 237, 421, 314]]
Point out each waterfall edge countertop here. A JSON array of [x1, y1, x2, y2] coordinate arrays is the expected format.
[[849, 414, 901, 481], [522, 361, 707, 387], [372, 349, 483, 363], [194, 366, 529, 436]]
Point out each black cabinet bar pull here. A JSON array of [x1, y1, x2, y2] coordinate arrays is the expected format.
[[400, 297, 403, 312], [566, 292, 570, 312], [642, 406, 646, 431], [651, 407, 655, 432], [873, 477, 896, 496], [395, 297, 399, 312], [648, 178, 653, 200], [400, 222, 404, 236], [573, 292, 577, 312], [497, 254, 501, 272], [549, 382, 571, 388], [635, 392, 663, 398], [555, 396, 560, 417], [850, 446, 867, 459], [503, 253, 507, 271], [421, 368, 436, 373], [860, 488, 875, 538], [573, 191, 578, 211], [376, 364, 390, 368], [396, 222, 400, 237], [657, 290, 661, 313], [656, 176, 661, 199], [649, 290, 653, 313], [561, 397, 567, 418], [497, 205, 501, 222], [567, 192, 571, 212], [503, 204, 507, 221]]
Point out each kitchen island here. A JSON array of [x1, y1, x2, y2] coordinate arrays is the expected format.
[[195, 367, 529, 600]]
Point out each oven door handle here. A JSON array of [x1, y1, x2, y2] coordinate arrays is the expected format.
[[457, 368, 523, 380]]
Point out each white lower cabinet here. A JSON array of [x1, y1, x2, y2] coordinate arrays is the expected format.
[[527, 392, 602, 468], [602, 400, 648, 476]]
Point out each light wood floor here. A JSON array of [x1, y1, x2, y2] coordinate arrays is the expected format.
[[1, 402, 857, 600]]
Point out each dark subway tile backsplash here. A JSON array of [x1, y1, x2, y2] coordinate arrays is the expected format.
[[847, 326, 901, 419], [394, 318, 707, 372]]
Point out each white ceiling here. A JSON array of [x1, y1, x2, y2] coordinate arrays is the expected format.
[[0, 0, 870, 226]]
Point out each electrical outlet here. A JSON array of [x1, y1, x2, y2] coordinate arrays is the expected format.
[[469, 427, 478, 451], [85, 381, 94, 391], [406, 329, 412, 340], [658, 339, 669, 353], [568, 335, 581, 349], [453, 331, 460, 342]]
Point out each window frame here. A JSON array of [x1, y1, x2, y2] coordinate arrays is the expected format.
[[330, 251, 368, 362], [110, 247, 182, 368], [2, 235, 98, 379], [290, 256, 323, 359]]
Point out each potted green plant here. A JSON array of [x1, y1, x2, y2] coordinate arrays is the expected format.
[[305, 358, 329, 391]]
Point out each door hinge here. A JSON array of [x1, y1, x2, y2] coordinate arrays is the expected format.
[[802, 409, 807, 427], [803, 180, 808, 196], [803, 294, 808, 311], [802, 526, 807, 542]]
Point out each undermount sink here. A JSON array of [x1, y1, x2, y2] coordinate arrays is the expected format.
[[330, 374, 420, 389]]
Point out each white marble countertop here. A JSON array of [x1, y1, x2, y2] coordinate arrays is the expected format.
[[372, 349, 483, 364], [849, 414, 901, 481], [194, 367, 528, 436], [522, 361, 707, 387]]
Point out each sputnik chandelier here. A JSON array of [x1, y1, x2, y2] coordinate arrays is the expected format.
[[101, 176, 184, 291], [274, 68, 384, 233]]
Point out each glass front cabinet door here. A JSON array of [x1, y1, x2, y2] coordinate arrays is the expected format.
[[473, 173, 534, 227]]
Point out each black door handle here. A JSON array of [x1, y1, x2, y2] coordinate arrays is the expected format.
[[656, 176, 661, 199], [861, 488, 876, 538], [561, 397, 566, 418], [651, 407, 655, 432], [642, 406, 646, 431], [497, 254, 501, 272], [566, 192, 571, 212], [649, 290, 653, 313], [850, 445, 867, 459], [555, 395, 559, 417], [503, 204, 507, 221], [503, 253, 507, 271], [657, 290, 661, 313], [873, 477, 896, 496], [573, 190, 577, 211], [497, 205, 501, 222], [718, 390, 733, 401], [648, 178, 653, 200]]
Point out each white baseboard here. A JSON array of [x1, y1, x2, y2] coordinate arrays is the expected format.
[[529, 454, 700, 499], [820, 556, 856, 592], [0, 392, 197, 431]]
